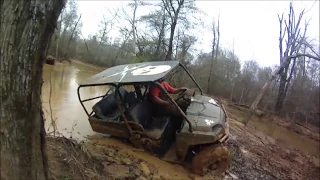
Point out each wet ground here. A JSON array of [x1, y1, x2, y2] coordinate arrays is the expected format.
[[44, 61, 320, 180], [47, 118, 319, 180]]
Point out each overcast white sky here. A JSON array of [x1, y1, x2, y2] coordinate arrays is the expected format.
[[77, 0, 319, 67]]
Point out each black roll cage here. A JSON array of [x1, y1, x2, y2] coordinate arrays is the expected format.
[[77, 63, 202, 133]]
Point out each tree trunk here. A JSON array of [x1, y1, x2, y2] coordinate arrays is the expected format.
[[132, 0, 138, 56], [239, 87, 245, 104], [165, 21, 177, 60], [98, 27, 107, 59], [165, 0, 184, 60], [155, 8, 166, 58], [55, 32, 60, 59], [63, 14, 82, 60], [55, 13, 63, 60], [250, 77, 276, 110], [175, 29, 180, 60], [0, 0, 65, 179], [230, 81, 235, 102], [207, 66, 213, 94], [274, 71, 287, 111], [207, 21, 216, 94], [215, 15, 220, 59], [249, 52, 296, 113], [276, 58, 297, 112]]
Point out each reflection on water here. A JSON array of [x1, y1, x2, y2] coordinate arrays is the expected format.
[[249, 119, 320, 158], [42, 61, 108, 140]]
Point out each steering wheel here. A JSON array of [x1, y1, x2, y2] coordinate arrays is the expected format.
[[175, 89, 188, 101]]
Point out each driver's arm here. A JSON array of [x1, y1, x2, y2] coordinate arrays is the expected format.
[[172, 87, 187, 94], [150, 95, 171, 106], [149, 86, 171, 106], [165, 82, 187, 94]]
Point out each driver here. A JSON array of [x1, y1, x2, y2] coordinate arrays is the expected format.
[[148, 79, 188, 118]]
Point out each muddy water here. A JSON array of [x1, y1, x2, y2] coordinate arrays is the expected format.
[[250, 119, 320, 158], [227, 107, 320, 158], [42, 61, 107, 140]]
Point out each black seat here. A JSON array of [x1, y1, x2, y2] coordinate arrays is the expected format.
[[129, 99, 153, 128], [92, 87, 128, 119], [129, 99, 172, 140], [144, 116, 171, 140]]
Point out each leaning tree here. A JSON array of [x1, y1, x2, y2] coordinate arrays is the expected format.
[[0, 0, 65, 179]]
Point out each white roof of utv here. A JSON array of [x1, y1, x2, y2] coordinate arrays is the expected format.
[[79, 61, 179, 86]]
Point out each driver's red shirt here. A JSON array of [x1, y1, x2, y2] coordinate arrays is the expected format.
[[149, 81, 174, 97]]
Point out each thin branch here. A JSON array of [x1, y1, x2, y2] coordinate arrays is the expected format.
[[63, 14, 82, 60], [278, 13, 285, 63], [287, 53, 320, 61], [80, 33, 90, 54], [162, 0, 174, 21], [169, 0, 176, 14], [302, 41, 319, 57]]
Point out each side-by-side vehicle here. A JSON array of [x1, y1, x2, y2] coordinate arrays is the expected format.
[[77, 61, 231, 175]]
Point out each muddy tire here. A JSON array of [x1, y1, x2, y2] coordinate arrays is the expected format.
[[191, 144, 231, 176]]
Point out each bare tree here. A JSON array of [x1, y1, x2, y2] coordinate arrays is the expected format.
[[132, 0, 138, 56], [175, 28, 181, 60], [156, 5, 168, 58], [215, 14, 220, 59], [97, 12, 117, 61], [162, 0, 186, 60], [249, 2, 320, 123], [63, 14, 82, 60], [112, 27, 133, 65], [55, 10, 64, 60], [115, 0, 146, 56], [0, 0, 65, 179], [230, 38, 236, 101], [139, 4, 168, 60], [207, 16, 220, 94], [179, 33, 196, 62]]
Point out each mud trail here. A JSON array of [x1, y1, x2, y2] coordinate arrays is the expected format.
[[47, 121, 319, 180]]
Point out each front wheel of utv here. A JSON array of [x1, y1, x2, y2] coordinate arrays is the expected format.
[[191, 144, 231, 176]]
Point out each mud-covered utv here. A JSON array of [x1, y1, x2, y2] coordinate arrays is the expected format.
[[77, 61, 231, 175]]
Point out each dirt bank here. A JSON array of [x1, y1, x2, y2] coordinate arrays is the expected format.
[[47, 136, 188, 180], [47, 123, 319, 180]]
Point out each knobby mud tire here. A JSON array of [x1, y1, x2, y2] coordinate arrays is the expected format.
[[191, 144, 231, 176]]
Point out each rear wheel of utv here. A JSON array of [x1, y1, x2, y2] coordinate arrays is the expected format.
[[191, 144, 231, 176]]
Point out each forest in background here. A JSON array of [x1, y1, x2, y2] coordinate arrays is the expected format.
[[47, 0, 320, 127]]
